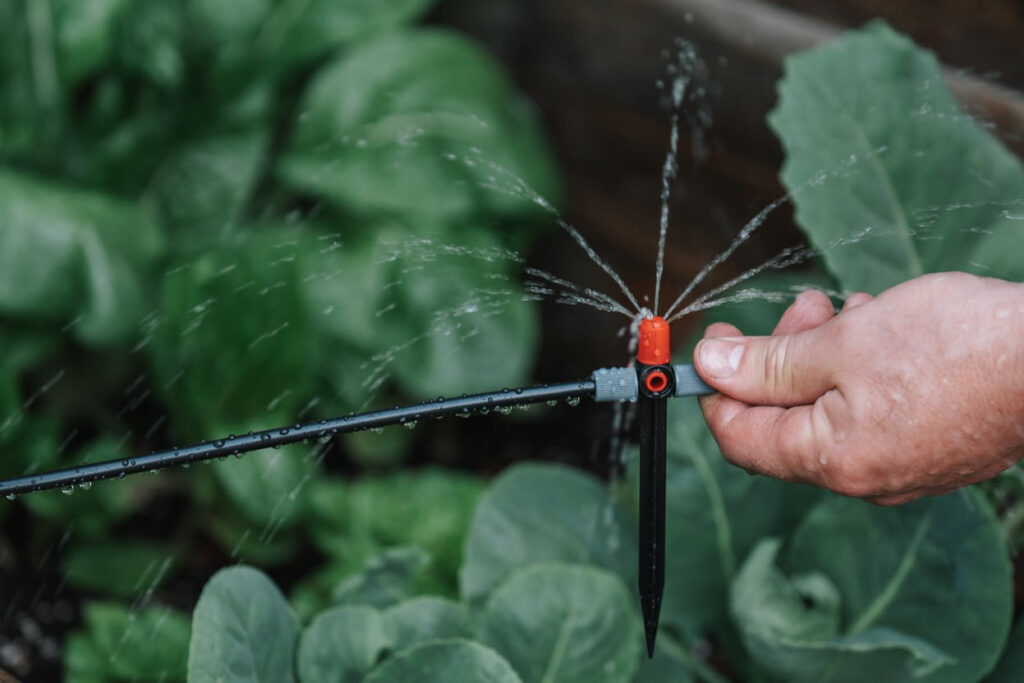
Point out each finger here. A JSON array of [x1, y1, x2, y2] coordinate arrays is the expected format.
[[841, 292, 873, 312], [694, 326, 836, 406], [773, 290, 836, 336], [700, 396, 823, 482], [703, 321, 742, 339]]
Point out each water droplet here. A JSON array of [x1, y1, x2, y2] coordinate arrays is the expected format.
[[566, 396, 581, 407], [371, 427, 383, 434], [497, 406, 512, 415], [78, 481, 92, 491], [514, 388, 524, 394], [279, 428, 289, 436], [403, 421, 418, 430], [118, 472, 126, 479], [129, 459, 136, 466], [5, 493, 15, 501], [213, 440, 225, 448], [121, 459, 129, 467], [260, 433, 270, 442], [546, 400, 557, 407]]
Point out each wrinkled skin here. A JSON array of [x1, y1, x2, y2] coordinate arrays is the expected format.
[[694, 272, 1024, 505]]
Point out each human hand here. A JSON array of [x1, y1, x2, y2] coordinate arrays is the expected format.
[[693, 272, 1024, 504]]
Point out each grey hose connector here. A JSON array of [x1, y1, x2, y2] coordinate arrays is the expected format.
[[673, 364, 715, 397], [592, 367, 638, 402]]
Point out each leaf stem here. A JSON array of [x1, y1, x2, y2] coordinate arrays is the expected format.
[[847, 514, 932, 634]]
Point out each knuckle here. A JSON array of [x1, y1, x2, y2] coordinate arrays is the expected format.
[[762, 336, 795, 401]]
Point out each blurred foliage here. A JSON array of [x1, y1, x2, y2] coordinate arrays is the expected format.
[[0, 0, 558, 678]]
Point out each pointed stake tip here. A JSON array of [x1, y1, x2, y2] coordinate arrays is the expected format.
[[644, 621, 658, 658]]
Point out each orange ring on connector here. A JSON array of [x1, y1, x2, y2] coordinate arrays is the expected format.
[[645, 369, 668, 394]]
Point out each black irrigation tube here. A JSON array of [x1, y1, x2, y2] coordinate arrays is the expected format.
[[0, 379, 596, 498]]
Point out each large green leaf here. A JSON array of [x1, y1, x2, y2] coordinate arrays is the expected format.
[[147, 131, 266, 237], [361, 640, 523, 683], [331, 546, 441, 609], [730, 490, 1012, 682], [0, 169, 162, 345], [339, 468, 484, 581], [268, 0, 436, 72], [302, 222, 539, 399], [460, 463, 636, 603], [66, 602, 190, 682], [188, 565, 298, 683], [984, 617, 1024, 682], [279, 29, 558, 225], [385, 597, 472, 651], [294, 597, 472, 683], [53, 0, 129, 84], [641, 400, 821, 638], [769, 22, 1024, 293], [147, 232, 323, 438], [212, 445, 314, 527], [297, 605, 392, 683], [478, 563, 641, 683]]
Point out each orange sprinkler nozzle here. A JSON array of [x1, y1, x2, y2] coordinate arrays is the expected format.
[[637, 316, 671, 365]]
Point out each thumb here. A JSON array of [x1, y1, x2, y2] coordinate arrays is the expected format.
[[694, 330, 834, 406]]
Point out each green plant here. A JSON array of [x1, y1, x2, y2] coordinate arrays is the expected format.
[[0, 0, 556, 608]]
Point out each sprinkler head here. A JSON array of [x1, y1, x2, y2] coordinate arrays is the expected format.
[[637, 316, 671, 365]]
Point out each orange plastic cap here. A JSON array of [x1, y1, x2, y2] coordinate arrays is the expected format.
[[637, 316, 671, 365]]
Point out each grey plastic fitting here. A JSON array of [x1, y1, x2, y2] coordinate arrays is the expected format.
[[592, 367, 638, 402], [672, 364, 715, 397], [592, 365, 714, 402]]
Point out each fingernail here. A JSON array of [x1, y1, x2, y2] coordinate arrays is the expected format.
[[698, 338, 744, 379]]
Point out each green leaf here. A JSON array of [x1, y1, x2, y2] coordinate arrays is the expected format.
[[385, 597, 472, 651], [331, 546, 437, 609], [647, 400, 821, 638], [731, 490, 1012, 682], [280, 28, 558, 224], [984, 616, 1024, 682], [460, 463, 636, 603], [361, 639, 523, 683], [212, 442, 315, 527], [297, 605, 393, 683], [147, 232, 323, 438], [74, 602, 190, 681], [479, 563, 641, 683], [0, 3, 38, 158], [53, 0, 128, 84], [268, 0, 436, 72], [633, 633, 700, 683], [302, 222, 539, 399], [347, 468, 484, 580], [147, 131, 266, 237], [769, 22, 1024, 293], [22, 437, 135, 537], [0, 168, 162, 345], [62, 540, 175, 599], [188, 565, 298, 683], [115, 0, 184, 89]]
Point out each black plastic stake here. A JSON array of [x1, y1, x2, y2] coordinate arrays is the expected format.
[[636, 361, 674, 657]]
